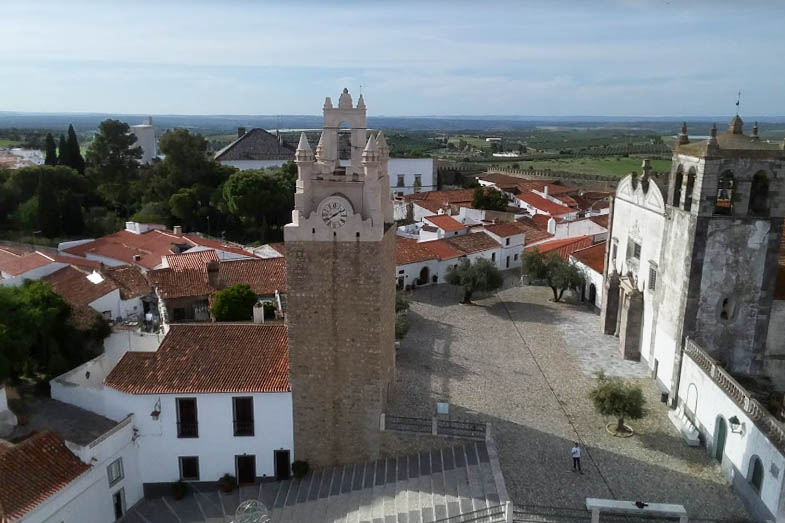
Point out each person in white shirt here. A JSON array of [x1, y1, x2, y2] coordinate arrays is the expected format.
[[571, 442, 582, 473]]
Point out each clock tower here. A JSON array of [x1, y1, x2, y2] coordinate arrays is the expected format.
[[284, 89, 396, 467]]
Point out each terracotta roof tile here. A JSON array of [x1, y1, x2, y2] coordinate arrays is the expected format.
[[43, 265, 118, 307], [404, 189, 475, 205], [589, 215, 610, 229], [103, 265, 152, 299], [104, 324, 289, 394], [515, 218, 554, 244], [480, 173, 576, 196], [484, 222, 526, 238], [531, 214, 552, 229], [165, 250, 220, 271], [148, 258, 286, 299], [516, 192, 574, 216], [0, 251, 53, 276], [526, 235, 594, 259], [397, 238, 438, 265], [0, 431, 90, 521], [445, 232, 500, 254], [423, 215, 466, 232], [571, 241, 607, 274]]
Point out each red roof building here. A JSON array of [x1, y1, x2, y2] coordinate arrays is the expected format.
[[105, 324, 289, 394], [525, 235, 594, 259], [445, 232, 501, 254], [515, 192, 574, 216], [423, 214, 466, 233], [570, 241, 607, 274], [0, 431, 90, 522]]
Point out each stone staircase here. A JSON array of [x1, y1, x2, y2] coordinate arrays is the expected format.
[[124, 442, 508, 523]]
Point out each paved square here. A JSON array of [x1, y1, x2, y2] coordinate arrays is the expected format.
[[388, 279, 753, 521]]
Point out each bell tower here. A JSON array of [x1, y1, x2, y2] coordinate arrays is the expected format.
[[653, 116, 785, 396], [285, 89, 396, 467]]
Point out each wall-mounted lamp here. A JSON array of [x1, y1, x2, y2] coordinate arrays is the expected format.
[[729, 415, 745, 435], [150, 398, 161, 420]]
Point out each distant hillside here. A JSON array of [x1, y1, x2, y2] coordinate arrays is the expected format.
[[1, 112, 784, 135]]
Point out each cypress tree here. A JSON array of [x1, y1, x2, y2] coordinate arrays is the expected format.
[[36, 174, 61, 237], [60, 189, 85, 235], [57, 134, 69, 166], [66, 124, 85, 174], [44, 133, 58, 165]]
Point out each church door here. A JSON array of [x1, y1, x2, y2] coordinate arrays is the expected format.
[[715, 417, 727, 463]]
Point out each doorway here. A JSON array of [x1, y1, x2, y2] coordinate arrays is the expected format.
[[715, 417, 727, 463], [112, 489, 125, 521], [418, 267, 429, 285], [275, 450, 291, 480], [589, 284, 597, 305], [236, 455, 256, 485]]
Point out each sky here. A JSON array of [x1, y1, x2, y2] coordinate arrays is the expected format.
[[2, 0, 784, 117]]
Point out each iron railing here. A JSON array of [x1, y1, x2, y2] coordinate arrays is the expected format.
[[386, 414, 433, 434], [432, 503, 508, 523], [438, 419, 486, 440]]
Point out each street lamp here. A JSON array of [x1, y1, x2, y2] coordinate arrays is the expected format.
[[728, 415, 745, 435]]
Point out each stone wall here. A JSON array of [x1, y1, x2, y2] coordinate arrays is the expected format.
[[286, 226, 396, 467]]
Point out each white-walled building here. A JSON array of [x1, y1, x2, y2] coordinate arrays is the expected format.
[[388, 158, 436, 195], [570, 241, 606, 309], [129, 117, 157, 164]]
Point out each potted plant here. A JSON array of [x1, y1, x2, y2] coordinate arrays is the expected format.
[[218, 473, 236, 493], [171, 480, 187, 500]]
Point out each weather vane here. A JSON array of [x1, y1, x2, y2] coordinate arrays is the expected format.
[[736, 90, 741, 115]]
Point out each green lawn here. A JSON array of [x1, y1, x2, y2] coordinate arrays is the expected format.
[[0, 138, 22, 147], [491, 156, 672, 178]]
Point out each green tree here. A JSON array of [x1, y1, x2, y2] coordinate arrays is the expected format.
[[57, 134, 68, 166], [36, 174, 61, 237], [445, 257, 504, 304], [86, 119, 142, 216], [395, 290, 410, 313], [222, 166, 295, 241], [65, 124, 85, 174], [44, 133, 58, 165], [472, 187, 507, 212], [589, 371, 646, 433], [520, 250, 585, 302], [60, 189, 85, 235], [395, 311, 410, 340], [211, 284, 258, 321]]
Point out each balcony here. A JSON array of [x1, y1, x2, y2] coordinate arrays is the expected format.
[[233, 420, 254, 437], [177, 421, 198, 438]]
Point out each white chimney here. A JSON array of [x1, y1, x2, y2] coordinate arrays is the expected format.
[[544, 185, 549, 196], [173, 225, 183, 235], [253, 302, 265, 324]]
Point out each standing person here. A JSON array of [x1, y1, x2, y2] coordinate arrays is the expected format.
[[571, 442, 583, 473]]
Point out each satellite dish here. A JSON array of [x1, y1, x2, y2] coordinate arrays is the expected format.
[[233, 499, 271, 523]]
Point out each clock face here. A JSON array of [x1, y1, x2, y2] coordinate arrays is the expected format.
[[319, 196, 351, 229]]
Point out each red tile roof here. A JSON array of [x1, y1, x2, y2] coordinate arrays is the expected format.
[[165, 250, 220, 271], [525, 235, 594, 259], [516, 192, 574, 216], [396, 237, 463, 265], [105, 324, 289, 394], [571, 241, 607, 274], [515, 218, 554, 244], [0, 251, 52, 276], [480, 174, 576, 196], [148, 257, 286, 299], [589, 214, 610, 229], [445, 232, 501, 254], [424, 240, 464, 261], [0, 431, 90, 521], [404, 189, 475, 205], [64, 229, 251, 270], [531, 214, 552, 230], [43, 265, 118, 307], [103, 265, 152, 299], [424, 215, 466, 232], [484, 222, 525, 238]]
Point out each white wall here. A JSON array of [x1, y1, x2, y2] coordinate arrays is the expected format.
[[89, 289, 142, 323], [679, 352, 784, 520], [388, 158, 436, 195], [130, 124, 157, 165], [413, 202, 438, 223], [21, 418, 143, 523], [397, 259, 441, 288], [1, 262, 66, 286], [101, 388, 294, 483], [552, 218, 607, 241], [572, 258, 604, 309]]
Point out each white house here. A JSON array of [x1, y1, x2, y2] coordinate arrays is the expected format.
[[422, 214, 468, 240], [388, 158, 436, 195], [52, 323, 294, 489], [483, 222, 526, 270], [570, 241, 606, 309]]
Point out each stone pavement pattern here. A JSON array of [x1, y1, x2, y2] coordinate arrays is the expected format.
[[388, 280, 753, 521], [123, 442, 507, 523]]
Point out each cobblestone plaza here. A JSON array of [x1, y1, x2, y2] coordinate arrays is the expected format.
[[388, 279, 753, 521]]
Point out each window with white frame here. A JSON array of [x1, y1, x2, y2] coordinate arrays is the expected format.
[[648, 263, 657, 291], [107, 457, 124, 487]]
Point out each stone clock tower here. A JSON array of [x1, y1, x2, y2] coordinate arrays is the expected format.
[[284, 89, 396, 467]]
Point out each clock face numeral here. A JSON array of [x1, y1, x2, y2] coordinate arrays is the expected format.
[[320, 198, 349, 229]]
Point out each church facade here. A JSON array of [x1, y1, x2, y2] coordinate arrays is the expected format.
[[285, 90, 396, 467]]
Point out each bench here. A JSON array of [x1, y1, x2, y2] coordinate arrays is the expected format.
[[667, 406, 701, 446], [586, 498, 688, 523]]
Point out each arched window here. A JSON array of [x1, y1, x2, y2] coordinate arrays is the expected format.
[[683, 168, 696, 212], [714, 171, 734, 215], [749, 171, 769, 217], [749, 456, 764, 493], [672, 166, 683, 207]]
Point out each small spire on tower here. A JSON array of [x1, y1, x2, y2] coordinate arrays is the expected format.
[[678, 121, 689, 145], [357, 94, 366, 109], [295, 132, 314, 162], [324, 97, 333, 110], [376, 130, 388, 155], [315, 132, 324, 159], [362, 134, 378, 163], [707, 123, 719, 152]]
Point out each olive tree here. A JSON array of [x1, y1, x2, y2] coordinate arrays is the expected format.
[[520, 250, 584, 302], [445, 257, 503, 304], [589, 371, 646, 433]]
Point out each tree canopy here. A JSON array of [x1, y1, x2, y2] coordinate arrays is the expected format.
[[445, 257, 504, 303], [472, 187, 508, 212], [520, 250, 584, 302], [589, 371, 646, 433], [211, 284, 258, 321]]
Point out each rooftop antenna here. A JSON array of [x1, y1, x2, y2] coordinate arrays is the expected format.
[[736, 90, 741, 116], [359, 84, 363, 95]]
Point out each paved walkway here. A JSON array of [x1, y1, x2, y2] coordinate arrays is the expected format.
[[388, 281, 752, 522]]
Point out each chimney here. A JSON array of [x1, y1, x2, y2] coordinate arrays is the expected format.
[[237, 127, 246, 138], [207, 260, 221, 289], [133, 254, 141, 262], [544, 185, 549, 196], [173, 225, 183, 235], [253, 302, 265, 324]]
